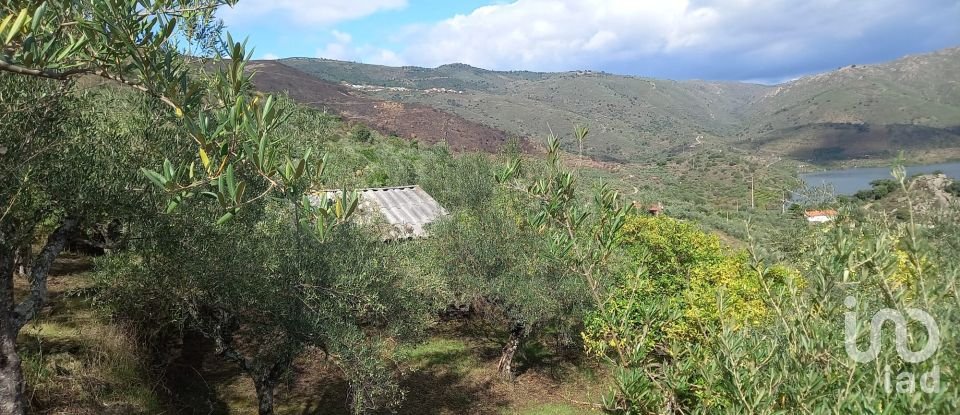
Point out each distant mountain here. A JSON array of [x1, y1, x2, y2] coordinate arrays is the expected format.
[[740, 47, 960, 162], [281, 58, 554, 93], [246, 60, 525, 153], [282, 58, 772, 162], [277, 47, 960, 164]]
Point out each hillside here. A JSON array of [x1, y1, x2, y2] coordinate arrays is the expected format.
[[739, 47, 960, 162], [246, 60, 527, 153], [281, 58, 554, 93], [282, 58, 771, 162], [279, 47, 960, 165]]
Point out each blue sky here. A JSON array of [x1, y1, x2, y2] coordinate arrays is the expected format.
[[219, 0, 960, 83]]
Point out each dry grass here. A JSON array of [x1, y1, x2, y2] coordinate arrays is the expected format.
[[13, 254, 606, 414], [15, 254, 164, 415], [169, 319, 606, 414]]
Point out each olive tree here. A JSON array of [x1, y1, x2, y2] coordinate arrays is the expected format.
[[427, 188, 582, 380], [96, 198, 438, 414], [424, 141, 620, 381], [1, 1, 336, 412]]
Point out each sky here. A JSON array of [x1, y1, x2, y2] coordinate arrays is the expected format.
[[218, 0, 960, 83]]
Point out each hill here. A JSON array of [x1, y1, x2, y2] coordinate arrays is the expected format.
[[282, 58, 771, 162], [279, 47, 960, 165], [246, 60, 527, 153], [739, 47, 960, 162]]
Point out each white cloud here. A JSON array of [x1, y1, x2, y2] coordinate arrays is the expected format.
[[331, 30, 353, 44], [316, 30, 406, 66], [390, 0, 960, 79], [400, 0, 696, 69], [318, 31, 351, 60], [220, 0, 407, 25], [260, 52, 280, 60], [370, 49, 405, 66]]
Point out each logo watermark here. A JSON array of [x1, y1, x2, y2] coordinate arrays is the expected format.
[[844, 296, 942, 394]]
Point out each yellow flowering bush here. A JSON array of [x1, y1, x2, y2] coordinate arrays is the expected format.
[[584, 215, 777, 362]]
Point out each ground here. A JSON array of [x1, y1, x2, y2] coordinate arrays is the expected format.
[[16, 254, 163, 414], [16, 254, 605, 414]]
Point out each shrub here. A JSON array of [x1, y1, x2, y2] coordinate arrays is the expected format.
[[946, 180, 960, 197], [351, 124, 374, 143], [590, 166, 960, 414], [613, 215, 770, 338]]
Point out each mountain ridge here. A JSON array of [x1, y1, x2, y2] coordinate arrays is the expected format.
[[246, 60, 530, 153], [276, 46, 960, 165]]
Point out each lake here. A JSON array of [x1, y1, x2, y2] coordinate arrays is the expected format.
[[799, 161, 960, 195]]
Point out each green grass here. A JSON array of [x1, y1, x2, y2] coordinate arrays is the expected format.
[[396, 337, 476, 374], [506, 402, 587, 415], [18, 255, 165, 414]]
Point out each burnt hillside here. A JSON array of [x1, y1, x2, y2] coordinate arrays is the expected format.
[[247, 60, 529, 153]]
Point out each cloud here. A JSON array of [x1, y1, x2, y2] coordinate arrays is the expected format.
[[331, 30, 352, 44], [316, 30, 406, 66], [259, 53, 280, 60], [370, 49, 405, 66], [220, 0, 407, 25], [318, 31, 352, 60], [392, 0, 960, 80]]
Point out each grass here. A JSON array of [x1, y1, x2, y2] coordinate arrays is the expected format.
[[16, 253, 164, 415], [15, 253, 606, 414], [177, 319, 606, 414], [396, 338, 476, 374], [383, 321, 604, 415], [508, 403, 586, 415]]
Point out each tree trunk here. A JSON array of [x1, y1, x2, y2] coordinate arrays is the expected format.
[[12, 246, 28, 277], [253, 377, 276, 415], [0, 218, 77, 414], [0, 248, 26, 415], [14, 218, 78, 328], [497, 321, 525, 381]]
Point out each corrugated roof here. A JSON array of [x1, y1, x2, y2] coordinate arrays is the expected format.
[[804, 209, 838, 217], [310, 185, 448, 240]]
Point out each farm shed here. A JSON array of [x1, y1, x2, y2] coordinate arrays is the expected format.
[[310, 185, 448, 240], [804, 209, 838, 223]]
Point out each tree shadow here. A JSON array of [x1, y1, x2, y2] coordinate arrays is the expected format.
[[47, 253, 93, 276], [450, 318, 589, 383], [160, 331, 232, 415], [393, 369, 505, 415], [290, 341, 509, 415], [513, 341, 587, 382]]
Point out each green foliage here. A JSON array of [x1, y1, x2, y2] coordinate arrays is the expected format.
[[617, 215, 769, 337], [350, 123, 374, 143], [428, 190, 579, 328], [95, 201, 438, 412], [946, 180, 960, 197], [422, 151, 589, 379], [1, 3, 443, 413], [854, 178, 899, 201], [1, 1, 341, 226], [495, 127, 638, 382], [580, 214, 784, 412], [587, 166, 960, 414]]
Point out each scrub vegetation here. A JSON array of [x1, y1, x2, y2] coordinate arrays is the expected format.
[[2, 2, 959, 415]]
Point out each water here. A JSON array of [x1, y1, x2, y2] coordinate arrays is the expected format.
[[799, 162, 960, 195]]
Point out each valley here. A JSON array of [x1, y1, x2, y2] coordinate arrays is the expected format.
[[278, 47, 960, 166]]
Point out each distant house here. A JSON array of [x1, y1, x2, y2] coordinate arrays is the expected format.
[[310, 185, 448, 240], [804, 209, 838, 223], [648, 203, 664, 216], [632, 201, 664, 216]]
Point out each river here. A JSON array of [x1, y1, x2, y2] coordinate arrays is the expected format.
[[799, 162, 960, 195]]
